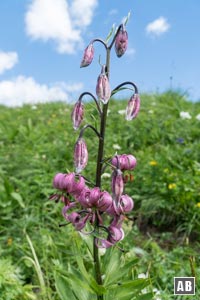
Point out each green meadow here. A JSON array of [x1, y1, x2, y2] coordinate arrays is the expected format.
[[0, 91, 200, 299]]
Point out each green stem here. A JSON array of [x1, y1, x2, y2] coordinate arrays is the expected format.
[[93, 47, 111, 300]]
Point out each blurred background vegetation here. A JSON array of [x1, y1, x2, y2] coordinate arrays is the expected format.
[[0, 91, 200, 299]]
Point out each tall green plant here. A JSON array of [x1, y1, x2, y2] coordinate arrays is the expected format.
[[50, 17, 153, 300]]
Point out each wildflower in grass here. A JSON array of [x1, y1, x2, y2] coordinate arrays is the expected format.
[[180, 111, 191, 119], [176, 137, 184, 144], [196, 113, 200, 121], [80, 43, 94, 67], [74, 138, 88, 173], [96, 65, 111, 104], [168, 183, 176, 189], [115, 24, 128, 57], [118, 109, 126, 115], [7, 238, 13, 246], [125, 93, 140, 120], [112, 144, 121, 150], [196, 202, 200, 208], [148, 110, 153, 114], [149, 160, 157, 166], [71, 101, 84, 130], [101, 172, 111, 178]]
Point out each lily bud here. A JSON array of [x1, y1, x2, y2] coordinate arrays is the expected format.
[[115, 24, 128, 57], [71, 101, 84, 130], [125, 93, 140, 121], [80, 43, 94, 68], [74, 138, 88, 173], [111, 169, 124, 201], [96, 65, 111, 104]]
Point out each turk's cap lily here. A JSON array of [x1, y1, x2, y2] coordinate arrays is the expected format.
[[53, 172, 85, 194], [71, 101, 84, 130], [115, 24, 128, 57], [119, 194, 134, 213], [95, 224, 124, 248], [67, 212, 89, 231], [96, 65, 111, 104], [89, 187, 101, 206], [111, 154, 137, 171], [80, 43, 94, 68], [125, 93, 140, 121], [74, 138, 88, 173], [97, 191, 113, 212], [108, 225, 124, 244], [76, 187, 91, 207]]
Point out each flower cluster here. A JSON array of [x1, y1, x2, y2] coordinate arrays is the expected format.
[[51, 21, 140, 249], [52, 152, 136, 248]]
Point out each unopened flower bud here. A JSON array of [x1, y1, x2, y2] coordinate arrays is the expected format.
[[96, 65, 111, 104], [71, 101, 84, 130], [115, 24, 128, 57], [80, 43, 94, 67], [74, 138, 88, 173], [111, 169, 124, 201], [125, 94, 140, 121]]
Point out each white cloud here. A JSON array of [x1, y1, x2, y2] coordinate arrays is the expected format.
[[0, 76, 83, 107], [25, 0, 98, 54], [146, 17, 170, 37], [0, 51, 18, 75]]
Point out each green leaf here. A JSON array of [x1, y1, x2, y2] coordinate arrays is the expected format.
[[137, 292, 154, 300], [105, 24, 115, 43], [108, 279, 150, 299], [68, 265, 96, 299], [54, 273, 76, 300], [124, 11, 131, 26], [105, 258, 138, 287], [11, 192, 25, 208], [72, 233, 106, 295]]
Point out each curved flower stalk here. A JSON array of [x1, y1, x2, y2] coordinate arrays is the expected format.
[[71, 92, 102, 130], [51, 17, 140, 300]]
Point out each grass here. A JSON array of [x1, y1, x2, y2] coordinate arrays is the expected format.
[[0, 90, 200, 299]]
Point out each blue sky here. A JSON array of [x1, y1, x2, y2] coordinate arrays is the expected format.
[[0, 0, 199, 106]]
